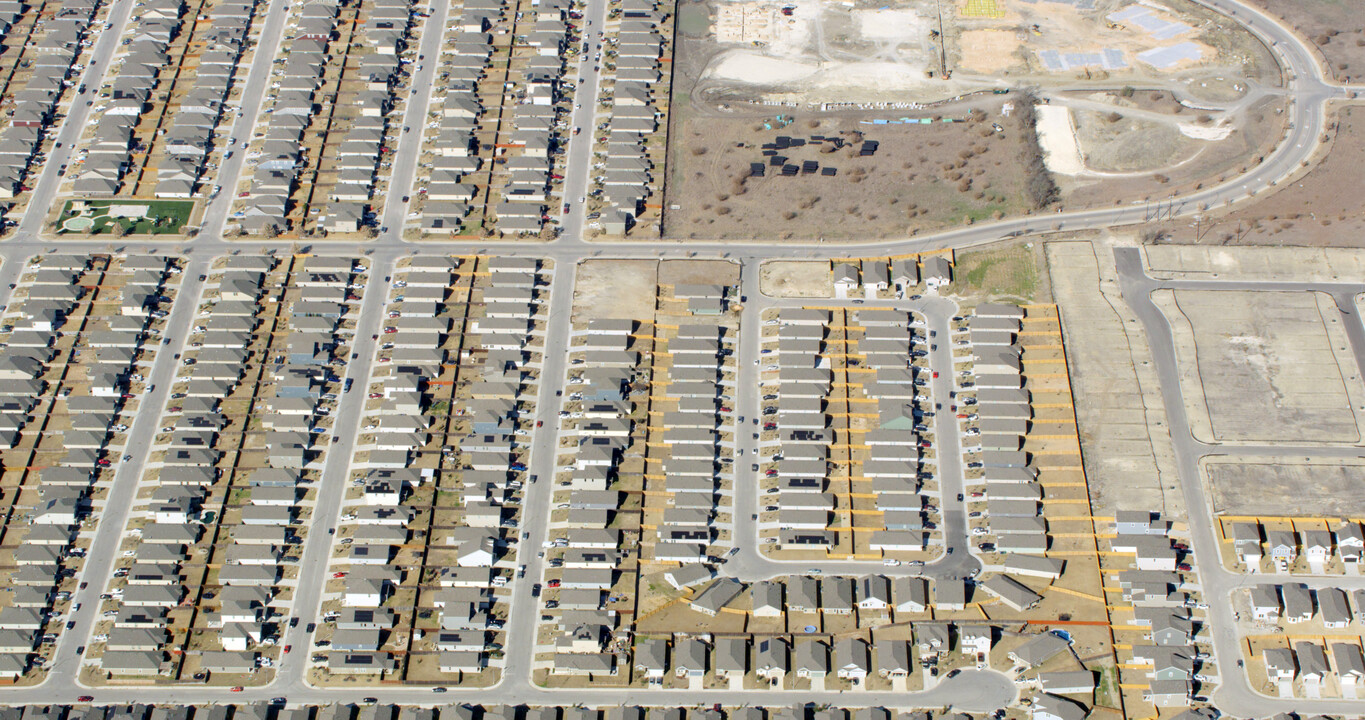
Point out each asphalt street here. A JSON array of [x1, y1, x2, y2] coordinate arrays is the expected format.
[[275, 250, 403, 687], [500, 262, 575, 684], [378, 0, 451, 238]]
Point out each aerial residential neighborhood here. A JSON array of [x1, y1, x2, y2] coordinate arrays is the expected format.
[[0, 0, 1357, 716]]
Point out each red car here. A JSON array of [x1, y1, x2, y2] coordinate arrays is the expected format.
[[332, 572, 348, 579], [77, 697, 93, 703], [536, 420, 543, 427], [932, 371, 939, 378], [369, 393, 383, 399], [546, 579, 561, 588], [284, 645, 292, 653], [231, 687, 245, 693]]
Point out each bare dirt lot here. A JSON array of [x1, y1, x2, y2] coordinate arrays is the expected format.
[[760, 260, 832, 297], [664, 0, 1284, 239], [1244, 0, 1365, 82], [1071, 109, 1199, 173], [1205, 457, 1365, 517], [574, 260, 658, 322], [1157, 106, 1365, 247], [664, 106, 1033, 240], [1158, 288, 1365, 443], [659, 259, 740, 287]]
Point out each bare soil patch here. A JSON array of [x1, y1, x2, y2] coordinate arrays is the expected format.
[[959, 30, 1021, 74], [1072, 111, 1196, 173], [658, 259, 740, 287], [664, 105, 1032, 240], [1205, 458, 1365, 517], [574, 260, 658, 322], [1165, 289, 1364, 443], [760, 260, 832, 298]]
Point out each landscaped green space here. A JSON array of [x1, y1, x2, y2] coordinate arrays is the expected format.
[[57, 199, 194, 235]]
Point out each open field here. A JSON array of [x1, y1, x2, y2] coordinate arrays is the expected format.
[[1158, 106, 1365, 246], [1158, 289, 1365, 443], [659, 259, 740, 287], [1205, 457, 1365, 517], [1144, 244, 1365, 281], [1244, 0, 1365, 82], [1064, 95, 1289, 210], [953, 241, 1047, 303], [664, 107, 1031, 240]]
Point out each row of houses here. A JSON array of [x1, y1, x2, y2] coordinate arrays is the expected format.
[[1264, 637, 1365, 699], [0, 0, 103, 198], [491, 0, 572, 237], [759, 307, 930, 552], [243, 0, 414, 234], [649, 319, 731, 564], [316, 256, 545, 677], [0, 705, 1013, 720], [318, 0, 416, 231], [1230, 521, 1365, 573], [93, 255, 363, 679], [960, 303, 1047, 556], [0, 254, 178, 679], [830, 257, 952, 300], [1249, 583, 1365, 628], [593, 0, 670, 234], [153, 0, 261, 198], [632, 634, 912, 691], [71, 0, 189, 196], [412, 0, 507, 235], [547, 316, 650, 678], [1104, 512, 1203, 708]]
